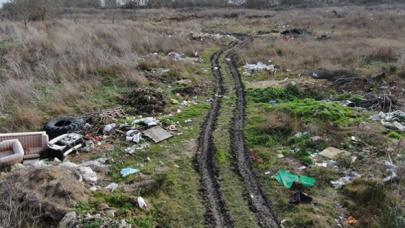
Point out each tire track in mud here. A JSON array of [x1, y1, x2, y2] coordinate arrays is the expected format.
[[227, 52, 280, 228], [197, 43, 238, 228]]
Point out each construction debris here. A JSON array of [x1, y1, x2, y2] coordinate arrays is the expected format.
[[143, 126, 173, 143]]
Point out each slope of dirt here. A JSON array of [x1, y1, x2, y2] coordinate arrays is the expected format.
[[0, 167, 89, 227]]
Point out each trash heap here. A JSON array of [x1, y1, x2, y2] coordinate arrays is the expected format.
[[371, 110, 405, 132], [243, 61, 277, 74]]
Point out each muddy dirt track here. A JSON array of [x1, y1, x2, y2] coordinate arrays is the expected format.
[[227, 53, 280, 228], [197, 43, 236, 228], [197, 39, 279, 227]]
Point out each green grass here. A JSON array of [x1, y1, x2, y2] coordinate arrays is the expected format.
[[272, 99, 358, 126], [245, 101, 341, 227]]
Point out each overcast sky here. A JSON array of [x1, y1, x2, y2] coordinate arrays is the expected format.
[[0, 0, 7, 7]]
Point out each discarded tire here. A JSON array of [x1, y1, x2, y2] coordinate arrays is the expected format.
[[44, 117, 84, 139]]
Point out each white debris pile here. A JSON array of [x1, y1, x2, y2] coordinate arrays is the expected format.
[[59, 161, 98, 185], [168, 51, 199, 63], [371, 110, 405, 132], [243, 61, 276, 74], [189, 32, 237, 41], [331, 170, 361, 189]]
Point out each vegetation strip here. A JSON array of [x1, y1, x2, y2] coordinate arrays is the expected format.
[[227, 53, 280, 228], [197, 44, 237, 227]]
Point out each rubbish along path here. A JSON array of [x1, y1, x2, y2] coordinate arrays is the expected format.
[[197, 43, 237, 228], [227, 52, 280, 228]]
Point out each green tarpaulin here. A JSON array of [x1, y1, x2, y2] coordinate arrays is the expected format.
[[274, 169, 316, 189]]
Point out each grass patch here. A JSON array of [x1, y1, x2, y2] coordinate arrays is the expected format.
[[271, 99, 358, 126]]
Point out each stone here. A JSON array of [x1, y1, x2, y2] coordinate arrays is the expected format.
[[320, 147, 349, 159], [58, 212, 77, 228]]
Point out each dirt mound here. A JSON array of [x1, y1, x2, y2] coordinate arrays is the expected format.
[[123, 88, 166, 115], [0, 167, 89, 227]]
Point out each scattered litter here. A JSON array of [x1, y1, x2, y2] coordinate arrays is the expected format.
[[78, 166, 98, 184], [167, 125, 177, 131], [274, 169, 316, 189], [371, 111, 405, 132], [331, 170, 360, 189], [133, 117, 160, 127], [289, 192, 313, 204], [81, 140, 95, 152], [243, 62, 276, 74], [269, 100, 278, 105], [105, 183, 119, 192], [314, 162, 328, 168], [81, 158, 109, 173], [346, 216, 358, 225], [84, 133, 103, 144], [184, 119, 192, 124], [126, 130, 142, 143], [320, 147, 349, 159], [317, 34, 331, 40], [181, 100, 189, 107], [103, 123, 117, 134], [121, 168, 140, 177], [137, 196, 148, 210], [143, 126, 173, 143], [383, 160, 397, 182]]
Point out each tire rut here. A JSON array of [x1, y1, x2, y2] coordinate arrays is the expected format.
[[227, 52, 280, 228], [197, 43, 237, 228]]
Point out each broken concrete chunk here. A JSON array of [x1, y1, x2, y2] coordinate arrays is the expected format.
[[143, 126, 173, 143], [320, 147, 349, 159], [58, 211, 77, 228]]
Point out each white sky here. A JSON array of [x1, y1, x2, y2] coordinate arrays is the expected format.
[[0, 0, 7, 7]]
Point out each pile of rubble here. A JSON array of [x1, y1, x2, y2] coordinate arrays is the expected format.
[[371, 110, 405, 132]]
